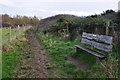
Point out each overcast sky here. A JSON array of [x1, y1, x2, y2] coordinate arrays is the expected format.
[[0, 0, 119, 18]]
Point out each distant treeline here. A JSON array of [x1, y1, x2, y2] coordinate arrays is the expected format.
[[2, 14, 40, 27]]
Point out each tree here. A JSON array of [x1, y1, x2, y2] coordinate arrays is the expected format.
[[2, 14, 40, 27], [30, 16, 39, 25], [101, 9, 115, 16], [2, 14, 11, 27]]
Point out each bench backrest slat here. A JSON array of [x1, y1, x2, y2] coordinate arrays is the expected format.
[[81, 32, 113, 53], [82, 32, 113, 44], [81, 38, 112, 53]]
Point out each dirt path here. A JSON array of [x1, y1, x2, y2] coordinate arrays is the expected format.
[[27, 31, 48, 78], [15, 31, 49, 78]]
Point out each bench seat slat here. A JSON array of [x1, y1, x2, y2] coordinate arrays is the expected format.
[[75, 45, 106, 58]]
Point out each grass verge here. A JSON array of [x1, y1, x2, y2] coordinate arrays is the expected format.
[[2, 34, 27, 78]]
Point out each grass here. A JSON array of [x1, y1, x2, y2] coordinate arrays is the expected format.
[[74, 50, 96, 66], [2, 34, 27, 78], [1, 27, 28, 78], [1, 27, 26, 78], [35, 32, 96, 78], [0, 29, 2, 79], [0, 53, 1, 79]]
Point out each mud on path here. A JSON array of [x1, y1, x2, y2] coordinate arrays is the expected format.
[[15, 31, 48, 78], [68, 56, 91, 71], [27, 31, 48, 78]]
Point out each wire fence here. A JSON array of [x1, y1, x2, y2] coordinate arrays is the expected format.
[[1, 26, 32, 45]]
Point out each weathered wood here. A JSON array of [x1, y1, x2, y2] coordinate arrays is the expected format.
[[81, 38, 112, 53], [82, 32, 113, 44], [9, 27, 11, 41], [96, 57, 100, 64], [75, 32, 113, 64], [75, 45, 106, 58]]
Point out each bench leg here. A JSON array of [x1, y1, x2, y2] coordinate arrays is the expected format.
[[96, 57, 100, 64], [76, 47, 79, 53]]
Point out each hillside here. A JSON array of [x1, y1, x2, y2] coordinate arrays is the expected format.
[[37, 14, 78, 28], [37, 10, 119, 42], [37, 10, 118, 29]]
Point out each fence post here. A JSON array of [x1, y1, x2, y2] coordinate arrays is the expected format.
[[106, 21, 110, 35], [24, 26, 25, 31], [15, 27, 17, 39], [18, 25, 20, 35], [9, 27, 11, 42]]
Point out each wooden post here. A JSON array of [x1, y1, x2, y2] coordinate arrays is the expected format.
[[15, 27, 17, 39], [106, 21, 110, 35], [18, 25, 19, 30], [76, 47, 79, 54], [96, 57, 100, 64], [18, 25, 20, 29], [29, 26, 31, 29], [18, 25, 20, 35], [9, 27, 11, 41], [24, 27, 25, 31]]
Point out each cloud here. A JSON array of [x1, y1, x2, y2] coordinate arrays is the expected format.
[[38, 9, 48, 12], [118, 1, 120, 11], [34, 0, 119, 2], [0, 0, 118, 18], [0, 0, 14, 6], [51, 10, 102, 16]]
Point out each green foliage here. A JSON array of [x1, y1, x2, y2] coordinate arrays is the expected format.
[[43, 16, 107, 41], [74, 50, 96, 66], [50, 17, 75, 32], [74, 69, 91, 78], [101, 9, 115, 16], [43, 17, 76, 40]]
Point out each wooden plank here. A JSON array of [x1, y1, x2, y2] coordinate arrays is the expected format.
[[75, 45, 106, 58], [96, 57, 100, 64], [81, 38, 112, 53], [82, 32, 113, 44]]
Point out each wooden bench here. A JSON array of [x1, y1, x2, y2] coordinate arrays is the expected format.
[[75, 32, 113, 64]]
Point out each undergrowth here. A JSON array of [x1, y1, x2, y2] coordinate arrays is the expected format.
[[35, 32, 119, 78]]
